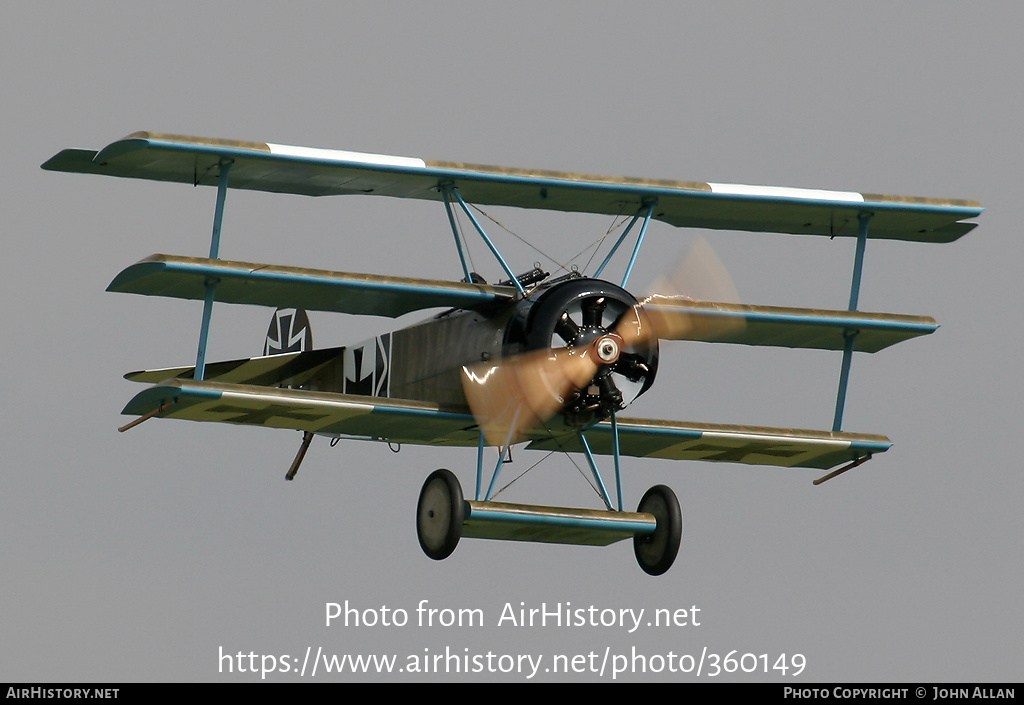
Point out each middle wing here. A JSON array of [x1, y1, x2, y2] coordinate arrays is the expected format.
[[109, 256, 937, 352], [642, 297, 938, 353], [108, 254, 517, 317]]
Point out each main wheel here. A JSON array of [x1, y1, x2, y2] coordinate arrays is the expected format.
[[634, 484, 682, 576], [416, 469, 465, 560]]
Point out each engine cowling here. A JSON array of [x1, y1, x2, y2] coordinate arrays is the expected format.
[[504, 276, 659, 428]]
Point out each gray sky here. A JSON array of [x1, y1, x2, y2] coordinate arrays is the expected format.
[[3, 2, 1020, 682]]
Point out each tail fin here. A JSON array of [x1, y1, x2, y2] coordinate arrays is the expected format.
[[264, 308, 313, 356]]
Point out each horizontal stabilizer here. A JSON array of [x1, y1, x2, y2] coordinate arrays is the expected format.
[[108, 254, 515, 317], [644, 298, 938, 352], [528, 418, 891, 470], [124, 346, 346, 386], [45, 132, 982, 242]]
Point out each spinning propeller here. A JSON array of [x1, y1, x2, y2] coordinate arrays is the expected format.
[[461, 239, 743, 447]]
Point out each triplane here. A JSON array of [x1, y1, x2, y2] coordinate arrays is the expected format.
[[44, 133, 981, 575]]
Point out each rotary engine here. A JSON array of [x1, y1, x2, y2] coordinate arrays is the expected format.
[[503, 276, 659, 428]]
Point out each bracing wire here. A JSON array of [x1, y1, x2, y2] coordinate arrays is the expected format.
[[576, 211, 633, 275], [490, 422, 604, 502], [469, 204, 567, 273], [455, 199, 635, 280], [449, 206, 479, 278]]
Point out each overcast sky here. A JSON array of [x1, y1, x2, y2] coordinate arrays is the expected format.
[[3, 2, 1020, 682]]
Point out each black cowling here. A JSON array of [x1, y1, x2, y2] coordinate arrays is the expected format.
[[503, 277, 659, 428]]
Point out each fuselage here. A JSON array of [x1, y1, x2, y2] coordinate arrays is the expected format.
[[311, 275, 660, 430]]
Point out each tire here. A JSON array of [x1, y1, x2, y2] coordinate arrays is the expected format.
[[416, 469, 465, 560], [634, 484, 682, 576]]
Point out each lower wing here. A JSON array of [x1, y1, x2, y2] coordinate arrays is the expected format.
[[122, 380, 887, 470]]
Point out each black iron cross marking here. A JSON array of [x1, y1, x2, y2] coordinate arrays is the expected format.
[[685, 442, 809, 463], [207, 403, 333, 425]]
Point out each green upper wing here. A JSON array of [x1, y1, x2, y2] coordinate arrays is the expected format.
[[44, 131, 982, 242]]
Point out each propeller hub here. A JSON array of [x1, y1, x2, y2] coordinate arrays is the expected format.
[[594, 335, 621, 364]]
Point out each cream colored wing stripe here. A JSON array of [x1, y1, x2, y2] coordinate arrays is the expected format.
[[708, 183, 865, 202], [266, 143, 426, 169]]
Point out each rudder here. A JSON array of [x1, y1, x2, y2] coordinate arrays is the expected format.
[[264, 307, 313, 355]]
